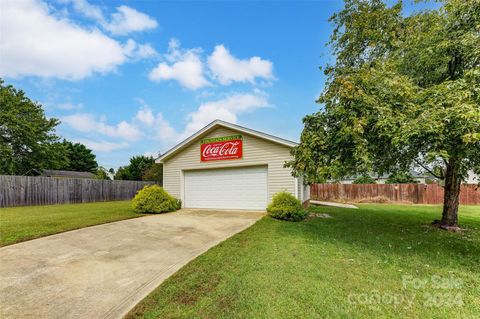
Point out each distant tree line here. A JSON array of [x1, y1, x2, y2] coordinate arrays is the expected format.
[[114, 155, 162, 184]]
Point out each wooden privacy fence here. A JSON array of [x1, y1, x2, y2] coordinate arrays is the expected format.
[[310, 183, 480, 205], [0, 175, 155, 208]]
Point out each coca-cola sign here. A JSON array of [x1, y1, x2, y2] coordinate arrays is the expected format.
[[200, 134, 243, 162]]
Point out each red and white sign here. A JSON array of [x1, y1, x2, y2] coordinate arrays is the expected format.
[[200, 135, 243, 162]]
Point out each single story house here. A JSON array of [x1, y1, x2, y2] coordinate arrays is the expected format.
[[156, 120, 309, 210], [339, 171, 479, 185], [41, 170, 96, 179], [467, 170, 479, 184], [338, 171, 429, 184]]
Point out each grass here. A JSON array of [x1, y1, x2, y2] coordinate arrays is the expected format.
[[126, 204, 480, 319], [0, 201, 142, 246]]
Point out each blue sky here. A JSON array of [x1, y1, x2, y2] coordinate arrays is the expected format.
[[1, 0, 437, 169]]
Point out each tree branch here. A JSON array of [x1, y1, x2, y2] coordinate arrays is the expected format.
[[414, 159, 443, 179]]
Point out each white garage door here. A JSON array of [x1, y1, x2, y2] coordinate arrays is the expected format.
[[184, 166, 267, 210]]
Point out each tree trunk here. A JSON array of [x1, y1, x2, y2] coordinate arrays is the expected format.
[[440, 160, 462, 227]]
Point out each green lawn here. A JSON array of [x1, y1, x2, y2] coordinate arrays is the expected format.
[[127, 204, 480, 319], [0, 201, 141, 246]]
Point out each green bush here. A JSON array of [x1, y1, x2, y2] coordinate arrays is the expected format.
[[385, 172, 419, 184], [267, 191, 307, 222], [132, 185, 181, 214], [353, 175, 377, 184]]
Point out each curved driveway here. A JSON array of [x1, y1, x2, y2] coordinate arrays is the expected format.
[[0, 209, 263, 319]]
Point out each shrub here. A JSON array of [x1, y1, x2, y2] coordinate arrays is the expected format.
[[353, 175, 377, 184], [132, 185, 181, 214], [385, 172, 419, 184], [267, 191, 307, 221], [358, 196, 391, 203]]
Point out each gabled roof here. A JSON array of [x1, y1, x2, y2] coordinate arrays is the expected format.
[[157, 119, 298, 163], [42, 170, 96, 179], [341, 170, 428, 181]]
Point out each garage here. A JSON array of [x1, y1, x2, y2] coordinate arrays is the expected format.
[[184, 166, 268, 210], [156, 119, 309, 210]]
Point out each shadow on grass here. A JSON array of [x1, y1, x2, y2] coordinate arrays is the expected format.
[[271, 205, 480, 273]]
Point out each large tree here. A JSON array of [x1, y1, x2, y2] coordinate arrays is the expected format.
[[0, 80, 68, 175], [95, 167, 112, 180], [288, 0, 480, 228], [142, 163, 163, 184], [115, 155, 155, 181], [61, 140, 98, 173]]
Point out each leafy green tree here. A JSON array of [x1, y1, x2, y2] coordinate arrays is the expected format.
[[0, 80, 68, 175], [60, 140, 98, 173], [385, 172, 419, 184], [288, 0, 480, 228], [353, 175, 377, 184], [142, 163, 163, 184], [114, 166, 130, 180], [95, 167, 111, 180], [115, 155, 155, 181]]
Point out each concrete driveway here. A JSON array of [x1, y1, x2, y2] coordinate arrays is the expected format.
[[0, 209, 263, 319]]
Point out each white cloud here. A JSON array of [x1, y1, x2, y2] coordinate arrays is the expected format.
[[0, 0, 125, 80], [61, 114, 95, 131], [135, 106, 156, 126], [149, 40, 274, 89], [57, 102, 83, 110], [135, 91, 270, 145], [66, 0, 104, 21], [115, 121, 143, 141], [207, 45, 274, 85], [134, 43, 157, 59], [75, 139, 130, 152], [182, 91, 270, 138], [62, 1, 158, 36], [63, 1, 158, 36], [103, 5, 158, 36], [149, 39, 210, 90], [154, 112, 178, 142], [143, 151, 159, 158], [62, 113, 143, 141], [123, 39, 157, 59], [0, 0, 157, 80], [134, 106, 177, 142]]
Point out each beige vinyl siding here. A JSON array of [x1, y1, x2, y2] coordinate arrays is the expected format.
[[162, 126, 295, 205]]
